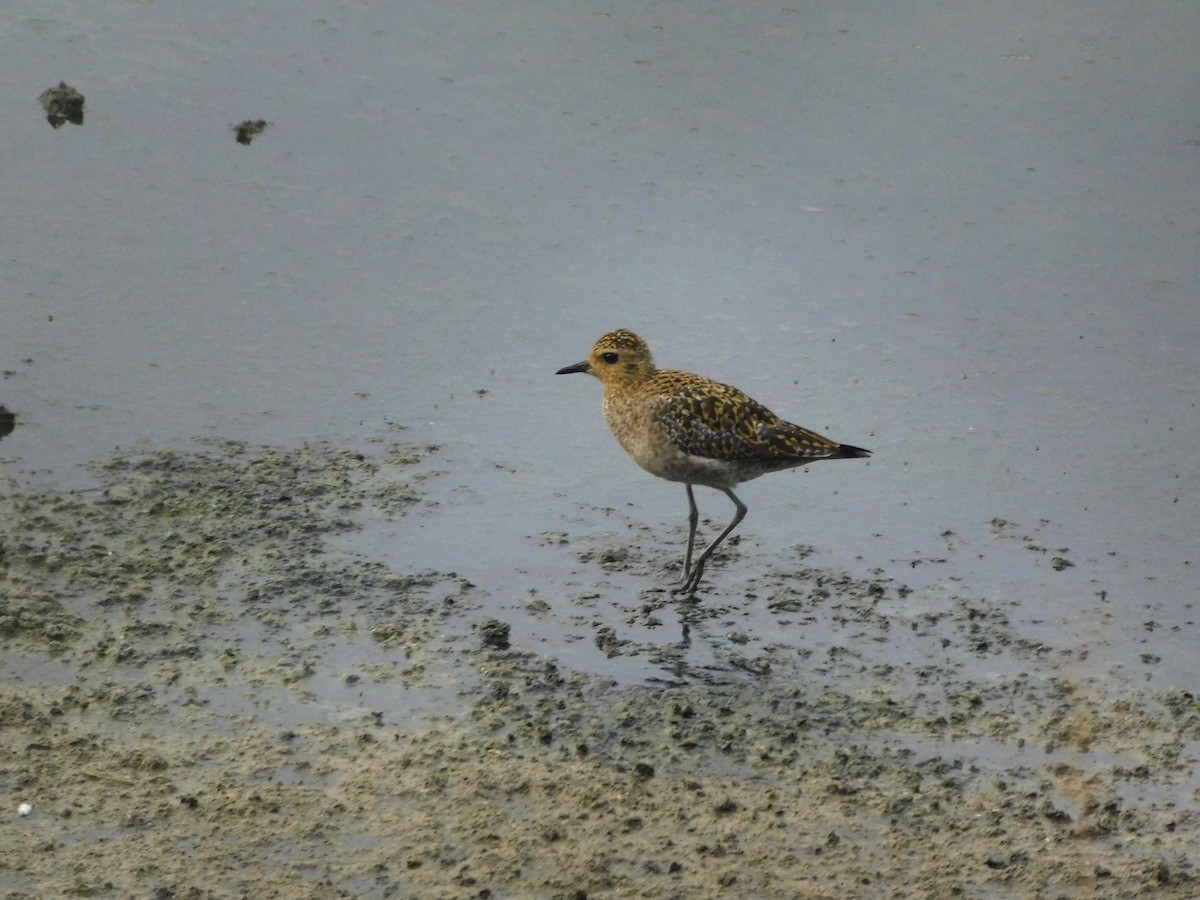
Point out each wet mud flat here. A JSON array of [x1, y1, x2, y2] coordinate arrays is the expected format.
[[1, 439, 1196, 898]]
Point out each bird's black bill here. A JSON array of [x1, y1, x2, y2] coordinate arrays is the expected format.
[[556, 360, 591, 375]]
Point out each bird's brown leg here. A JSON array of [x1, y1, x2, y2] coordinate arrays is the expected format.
[[674, 488, 746, 594]]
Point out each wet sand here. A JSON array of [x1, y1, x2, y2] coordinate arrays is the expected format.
[[1, 439, 1196, 898]]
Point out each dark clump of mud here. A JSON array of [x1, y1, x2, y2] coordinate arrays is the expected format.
[[38, 82, 85, 128], [1, 438, 1197, 898], [233, 119, 270, 145]]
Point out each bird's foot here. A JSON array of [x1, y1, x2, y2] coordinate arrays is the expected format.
[[671, 567, 705, 596]]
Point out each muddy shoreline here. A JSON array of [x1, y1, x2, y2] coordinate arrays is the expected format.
[[2, 439, 1196, 897]]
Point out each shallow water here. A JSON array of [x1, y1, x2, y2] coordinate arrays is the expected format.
[[3, 0, 1196, 686]]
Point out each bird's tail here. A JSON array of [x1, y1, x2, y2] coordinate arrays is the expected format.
[[830, 443, 871, 459]]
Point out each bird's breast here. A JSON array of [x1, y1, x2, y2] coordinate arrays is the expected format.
[[601, 391, 746, 488]]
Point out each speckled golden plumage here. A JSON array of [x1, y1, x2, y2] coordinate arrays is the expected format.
[[557, 329, 871, 594]]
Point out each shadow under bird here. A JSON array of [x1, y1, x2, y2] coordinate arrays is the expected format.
[[557, 329, 871, 594]]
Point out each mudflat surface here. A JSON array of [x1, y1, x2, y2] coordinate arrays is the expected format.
[[2, 439, 1195, 898]]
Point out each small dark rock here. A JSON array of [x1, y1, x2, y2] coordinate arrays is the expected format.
[[233, 119, 269, 145], [1040, 801, 1072, 823], [0, 405, 15, 439], [1152, 860, 1171, 884], [478, 618, 511, 650], [39, 82, 85, 127]]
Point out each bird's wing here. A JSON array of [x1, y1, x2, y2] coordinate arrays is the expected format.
[[658, 383, 839, 463]]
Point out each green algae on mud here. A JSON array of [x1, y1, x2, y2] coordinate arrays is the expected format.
[[1, 439, 1197, 898]]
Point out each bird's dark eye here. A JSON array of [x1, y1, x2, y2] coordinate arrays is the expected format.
[[600, 352, 619, 364]]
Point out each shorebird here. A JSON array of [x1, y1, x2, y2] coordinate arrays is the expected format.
[[557, 329, 870, 594]]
